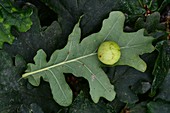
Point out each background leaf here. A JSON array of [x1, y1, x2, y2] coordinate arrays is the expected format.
[[0, 0, 33, 48], [0, 50, 66, 113], [150, 40, 170, 96], [68, 92, 113, 113], [18, 104, 44, 113], [135, 12, 166, 33], [111, 66, 151, 103], [3, 7, 62, 62], [155, 70, 170, 102], [130, 102, 148, 113], [39, 0, 119, 38], [147, 100, 170, 113]]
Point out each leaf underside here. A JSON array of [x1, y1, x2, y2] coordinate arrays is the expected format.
[[22, 11, 154, 106]]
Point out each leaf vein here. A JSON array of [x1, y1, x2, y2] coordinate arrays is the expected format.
[[103, 14, 122, 41], [76, 60, 109, 92], [64, 41, 72, 61], [47, 69, 68, 100]]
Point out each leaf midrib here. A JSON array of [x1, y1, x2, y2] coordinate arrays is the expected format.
[[22, 52, 97, 78]]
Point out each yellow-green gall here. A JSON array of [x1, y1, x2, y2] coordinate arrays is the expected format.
[[97, 41, 121, 65]]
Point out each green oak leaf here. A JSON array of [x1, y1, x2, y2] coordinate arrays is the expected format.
[[0, 0, 33, 48], [22, 11, 154, 106]]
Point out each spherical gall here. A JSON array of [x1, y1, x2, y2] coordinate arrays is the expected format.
[[97, 41, 121, 65]]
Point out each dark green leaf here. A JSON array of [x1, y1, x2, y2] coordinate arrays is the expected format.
[[0, 50, 65, 113], [155, 71, 170, 102], [39, 0, 156, 37], [69, 92, 113, 113], [18, 104, 44, 113], [118, 0, 144, 14], [0, 0, 33, 48], [116, 0, 146, 25], [150, 40, 170, 96], [135, 12, 166, 33], [3, 8, 62, 62], [113, 66, 151, 103], [40, 0, 119, 38], [106, 98, 125, 113], [117, 0, 161, 26], [131, 81, 151, 94], [142, 0, 159, 11], [147, 100, 170, 113], [157, 0, 170, 12], [130, 102, 147, 113]]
